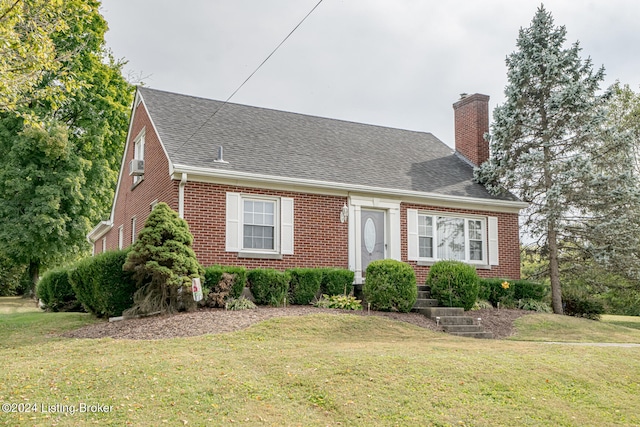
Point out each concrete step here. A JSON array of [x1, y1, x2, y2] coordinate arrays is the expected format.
[[442, 324, 485, 333], [412, 298, 439, 309], [421, 307, 464, 319], [439, 316, 474, 326], [449, 331, 494, 339], [417, 291, 430, 299], [417, 285, 430, 293]]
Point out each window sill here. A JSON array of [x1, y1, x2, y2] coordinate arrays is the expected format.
[[238, 251, 283, 260], [131, 176, 144, 190], [416, 260, 491, 269]]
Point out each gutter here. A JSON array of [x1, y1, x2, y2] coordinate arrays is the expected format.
[[171, 164, 529, 213], [86, 220, 113, 243]]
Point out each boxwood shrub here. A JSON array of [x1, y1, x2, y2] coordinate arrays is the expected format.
[[477, 278, 516, 308], [513, 279, 549, 301], [363, 259, 417, 312], [69, 249, 136, 318], [204, 265, 247, 299], [247, 268, 289, 306], [478, 278, 549, 308], [287, 268, 322, 305], [320, 268, 354, 296], [36, 267, 81, 312], [427, 260, 479, 311]]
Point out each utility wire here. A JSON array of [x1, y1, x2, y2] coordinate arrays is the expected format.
[[175, 0, 325, 153]]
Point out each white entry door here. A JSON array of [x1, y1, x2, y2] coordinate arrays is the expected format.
[[361, 209, 385, 275]]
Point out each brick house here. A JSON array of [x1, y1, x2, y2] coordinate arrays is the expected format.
[[87, 87, 526, 284]]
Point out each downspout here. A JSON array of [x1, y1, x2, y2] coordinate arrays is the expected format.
[[179, 172, 187, 219]]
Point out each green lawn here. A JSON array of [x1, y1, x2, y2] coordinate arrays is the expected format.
[[0, 299, 639, 426], [511, 313, 640, 343]]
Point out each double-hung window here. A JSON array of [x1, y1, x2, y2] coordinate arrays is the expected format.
[[408, 210, 498, 265], [243, 199, 276, 250], [226, 193, 294, 257]]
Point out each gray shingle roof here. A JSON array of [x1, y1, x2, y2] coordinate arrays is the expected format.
[[138, 87, 516, 201]]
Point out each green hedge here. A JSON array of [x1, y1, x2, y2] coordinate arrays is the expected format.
[[563, 289, 604, 320], [287, 268, 322, 305], [203, 265, 247, 299], [36, 267, 81, 312], [247, 269, 289, 306], [363, 260, 417, 312], [320, 268, 354, 296], [477, 278, 516, 308], [427, 261, 479, 311], [69, 249, 136, 318], [478, 278, 548, 308]]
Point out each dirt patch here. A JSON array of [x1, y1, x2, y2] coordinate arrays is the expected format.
[[62, 306, 531, 341]]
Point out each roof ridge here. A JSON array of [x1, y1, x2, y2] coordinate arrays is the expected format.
[[138, 86, 443, 141]]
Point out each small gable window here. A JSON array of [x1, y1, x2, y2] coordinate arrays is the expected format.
[[133, 128, 145, 186]]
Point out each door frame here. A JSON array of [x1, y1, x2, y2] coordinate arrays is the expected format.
[[348, 195, 401, 284]]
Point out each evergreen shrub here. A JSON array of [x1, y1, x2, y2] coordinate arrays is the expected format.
[[287, 268, 322, 305], [563, 289, 604, 320], [204, 266, 247, 301], [427, 261, 479, 311], [320, 268, 354, 296], [362, 259, 417, 312], [247, 269, 289, 306], [478, 278, 516, 308], [513, 279, 549, 301], [69, 249, 136, 317], [123, 203, 203, 315], [36, 267, 81, 312]]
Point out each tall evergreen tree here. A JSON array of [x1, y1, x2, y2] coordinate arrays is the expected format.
[[475, 6, 606, 313], [573, 83, 640, 285]]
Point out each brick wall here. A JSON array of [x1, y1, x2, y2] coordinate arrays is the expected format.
[[453, 93, 490, 166], [94, 101, 178, 253], [401, 202, 521, 283], [183, 182, 350, 269]]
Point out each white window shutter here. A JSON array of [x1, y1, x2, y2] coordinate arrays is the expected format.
[[407, 209, 419, 261], [488, 216, 499, 266], [226, 192, 241, 252], [280, 197, 294, 255]]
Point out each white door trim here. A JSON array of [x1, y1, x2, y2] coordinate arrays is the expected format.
[[348, 195, 401, 284]]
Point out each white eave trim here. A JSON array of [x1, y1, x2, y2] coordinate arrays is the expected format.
[[87, 220, 113, 243], [171, 164, 529, 213]]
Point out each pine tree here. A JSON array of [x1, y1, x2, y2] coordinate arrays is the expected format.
[[475, 6, 606, 314], [123, 203, 203, 315], [574, 83, 640, 285]]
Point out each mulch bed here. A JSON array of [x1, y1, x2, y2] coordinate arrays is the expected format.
[[62, 306, 531, 341]]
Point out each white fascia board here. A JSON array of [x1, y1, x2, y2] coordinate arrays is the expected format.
[[87, 220, 113, 242], [171, 164, 529, 214]]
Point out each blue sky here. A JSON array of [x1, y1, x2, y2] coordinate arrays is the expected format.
[[100, 0, 640, 148]]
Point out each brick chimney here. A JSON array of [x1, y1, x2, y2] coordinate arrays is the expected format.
[[453, 93, 490, 166]]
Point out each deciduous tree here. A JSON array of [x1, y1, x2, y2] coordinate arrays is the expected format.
[[0, 118, 88, 296]]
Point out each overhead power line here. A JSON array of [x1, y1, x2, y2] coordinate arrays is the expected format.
[[176, 0, 325, 153]]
